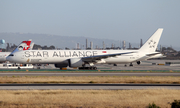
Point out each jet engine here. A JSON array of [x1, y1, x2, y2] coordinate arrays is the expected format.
[[69, 58, 83, 68], [137, 61, 141, 65], [54, 61, 69, 68]]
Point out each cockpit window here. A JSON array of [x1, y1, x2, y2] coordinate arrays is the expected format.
[[9, 54, 14, 56]]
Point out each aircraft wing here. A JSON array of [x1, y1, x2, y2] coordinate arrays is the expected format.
[[81, 52, 134, 62], [146, 52, 161, 56]]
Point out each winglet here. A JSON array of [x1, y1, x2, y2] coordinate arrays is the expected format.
[[139, 28, 163, 52]]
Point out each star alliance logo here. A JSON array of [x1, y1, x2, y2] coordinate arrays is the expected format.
[[148, 40, 156, 48]]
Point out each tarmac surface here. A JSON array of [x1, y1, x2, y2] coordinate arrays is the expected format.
[[0, 72, 180, 76], [0, 60, 180, 90], [0, 84, 180, 90], [95, 60, 180, 70], [34, 60, 180, 70]]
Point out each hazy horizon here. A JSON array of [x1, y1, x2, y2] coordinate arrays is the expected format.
[[1, 0, 180, 50], [1, 32, 180, 51]]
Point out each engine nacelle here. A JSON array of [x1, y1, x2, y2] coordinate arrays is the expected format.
[[54, 61, 68, 68], [69, 58, 83, 68], [137, 61, 141, 65]]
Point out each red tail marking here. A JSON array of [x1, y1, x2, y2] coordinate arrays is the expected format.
[[22, 41, 31, 50]]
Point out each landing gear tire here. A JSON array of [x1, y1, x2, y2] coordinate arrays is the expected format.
[[79, 66, 97, 70], [18, 67, 20, 70], [114, 64, 117, 66], [137, 61, 141, 65], [93, 67, 97, 70]]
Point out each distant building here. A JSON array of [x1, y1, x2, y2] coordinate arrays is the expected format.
[[90, 42, 93, 49], [122, 41, 126, 50], [140, 39, 143, 48], [86, 39, 88, 49], [76, 43, 80, 49], [111, 43, 114, 49], [103, 41, 105, 50], [129, 43, 131, 49]]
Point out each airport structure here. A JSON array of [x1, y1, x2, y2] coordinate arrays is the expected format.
[[90, 41, 93, 49], [0, 39, 6, 49], [86, 39, 88, 49], [76, 43, 80, 49], [129, 43, 132, 49], [122, 41, 126, 50], [140, 39, 143, 47], [103, 41, 105, 50]]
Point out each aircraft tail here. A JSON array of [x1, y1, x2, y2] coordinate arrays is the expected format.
[[139, 28, 163, 52], [11, 39, 32, 53], [30, 43, 34, 50]]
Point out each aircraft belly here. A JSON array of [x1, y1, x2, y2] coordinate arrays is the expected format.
[[44, 57, 66, 64], [0, 57, 6, 62], [104, 56, 134, 64], [27, 57, 66, 64]]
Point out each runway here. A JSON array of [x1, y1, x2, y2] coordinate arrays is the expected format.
[[0, 69, 179, 90], [0, 72, 180, 76], [0, 84, 179, 90]]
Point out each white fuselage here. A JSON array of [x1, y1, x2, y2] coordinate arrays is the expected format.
[[0, 52, 11, 63], [6, 49, 158, 64]]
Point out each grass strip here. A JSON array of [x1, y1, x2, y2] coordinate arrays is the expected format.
[[0, 76, 180, 84], [0, 89, 179, 108]]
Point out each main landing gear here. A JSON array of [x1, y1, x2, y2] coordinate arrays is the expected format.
[[78, 63, 97, 70], [78, 66, 97, 70], [124, 63, 133, 67], [129, 63, 133, 66]]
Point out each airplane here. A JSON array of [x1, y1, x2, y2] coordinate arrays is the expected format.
[[0, 52, 11, 63], [0, 40, 34, 63], [6, 28, 163, 70]]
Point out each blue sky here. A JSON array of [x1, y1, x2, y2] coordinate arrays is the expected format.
[[0, 0, 180, 49]]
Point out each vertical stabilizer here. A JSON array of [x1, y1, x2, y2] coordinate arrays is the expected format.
[[30, 43, 34, 50], [11, 39, 32, 53], [139, 28, 163, 52]]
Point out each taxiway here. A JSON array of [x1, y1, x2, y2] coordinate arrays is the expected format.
[[0, 84, 179, 90], [0, 72, 180, 76]]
